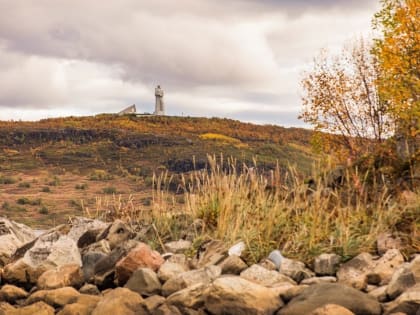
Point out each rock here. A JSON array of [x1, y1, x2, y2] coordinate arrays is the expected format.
[[277, 283, 381, 315], [3, 230, 81, 286], [195, 240, 227, 268], [386, 263, 416, 299], [91, 287, 144, 315], [115, 242, 164, 285], [368, 285, 388, 302], [93, 240, 138, 288], [313, 254, 341, 276], [205, 276, 284, 315], [0, 302, 16, 314], [158, 261, 189, 282], [167, 253, 188, 265], [67, 217, 108, 244], [269, 283, 297, 298], [81, 240, 111, 281], [125, 268, 162, 297], [37, 263, 84, 290], [97, 220, 134, 250], [26, 286, 80, 308], [162, 265, 221, 297], [0, 218, 35, 267], [377, 233, 402, 255], [167, 283, 208, 309], [2, 259, 45, 287], [12, 301, 55, 315], [367, 249, 404, 285], [383, 283, 420, 315], [141, 295, 166, 314], [154, 303, 182, 315], [79, 284, 100, 296], [240, 264, 296, 288], [164, 240, 192, 254], [279, 258, 315, 283], [0, 284, 28, 303], [268, 250, 284, 270], [218, 255, 248, 275], [57, 294, 100, 315], [228, 241, 246, 257], [301, 276, 337, 285], [260, 258, 278, 271], [280, 285, 309, 303], [337, 252, 375, 290], [309, 304, 355, 315]]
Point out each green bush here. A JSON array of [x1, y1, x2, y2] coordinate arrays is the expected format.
[[102, 186, 117, 194], [89, 170, 114, 181], [75, 183, 88, 190], [41, 186, 51, 193], [17, 197, 41, 206], [38, 206, 49, 215], [0, 176, 16, 184], [18, 182, 31, 188]]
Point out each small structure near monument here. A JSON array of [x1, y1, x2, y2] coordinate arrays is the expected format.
[[154, 85, 165, 115], [118, 104, 137, 115]]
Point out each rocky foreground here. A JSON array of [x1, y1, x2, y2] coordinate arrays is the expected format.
[[0, 217, 418, 315]]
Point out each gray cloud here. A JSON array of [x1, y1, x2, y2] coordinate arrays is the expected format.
[[0, 0, 378, 126]]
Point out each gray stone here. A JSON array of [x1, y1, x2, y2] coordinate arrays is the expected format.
[[164, 240, 192, 254], [125, 268, 162, 297], [383, 283, 420, 315], [367, 249, 404, 285], [97, 220, 134, 250], [279, 258, 315, 283], [314, 254, 341, 276], [218, 255, 248, 275], [158, 261, 189, 282], [277, 283, 381, 315], [162, 265, 221, 297], [386, 263, 416, 300], [205, 276, 284, 315], [301, 276, 337, 285], [337, 252, 375, 290], [0, 218, 35, 267], [240, 264, 296, 287], [67, 217, 108, 243], [368, 285, 388, 302], [167, 283, 208, 309]]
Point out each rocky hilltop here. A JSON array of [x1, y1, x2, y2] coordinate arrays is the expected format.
[[0, 217, 418, 315]]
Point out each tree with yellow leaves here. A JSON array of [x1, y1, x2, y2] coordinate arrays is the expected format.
[[299, 38, 391, 159], [373, 0, 419, 160]]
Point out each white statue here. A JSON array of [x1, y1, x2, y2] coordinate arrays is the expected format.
[[154, 85, 165, 115]]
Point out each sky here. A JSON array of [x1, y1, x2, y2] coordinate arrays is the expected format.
[[0, 0, 379, 127]]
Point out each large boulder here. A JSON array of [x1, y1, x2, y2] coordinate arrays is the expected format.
[[115, 242, 164, 285], [91, 287, 145, 315], [240, 264, 296, 287], [0, 218, 35, 266], [205, 276, 284, 315], [2, 230, 81, 286], [67, 217, 108, 244], [162, 265, 221, 297], [277, 283, 382, 315]]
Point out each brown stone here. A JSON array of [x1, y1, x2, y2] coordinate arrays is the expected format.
[[13, 301, 55, 315], [91, 288, 145, 315], [309, 304, 355, 315], [37, 263, 84, 290], [0, 284, 28, 303], [26, 286, 80, 308]]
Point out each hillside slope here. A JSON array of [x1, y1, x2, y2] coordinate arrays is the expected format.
[[0, 115, 317, 227]]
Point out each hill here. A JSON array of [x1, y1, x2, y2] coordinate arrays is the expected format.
[[0, 115, 316, 227]]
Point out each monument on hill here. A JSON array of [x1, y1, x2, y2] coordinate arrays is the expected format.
[[154, 85, 165, 115], [118, 104, 136, 115]]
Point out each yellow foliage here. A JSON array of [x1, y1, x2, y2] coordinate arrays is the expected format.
[[199, 133, 247, 148]]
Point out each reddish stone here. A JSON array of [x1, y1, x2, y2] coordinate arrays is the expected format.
[[115, 243, 164, 285]]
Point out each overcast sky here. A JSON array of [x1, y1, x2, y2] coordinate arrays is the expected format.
[[0, 0, 379, 126]]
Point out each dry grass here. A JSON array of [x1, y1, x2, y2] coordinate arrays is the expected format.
[[92, 155, 419, 263]]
